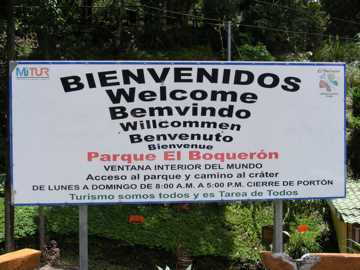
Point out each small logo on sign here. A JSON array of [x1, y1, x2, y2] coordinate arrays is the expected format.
[[15, 66, 49, 79], [318, 68, 340, 97]]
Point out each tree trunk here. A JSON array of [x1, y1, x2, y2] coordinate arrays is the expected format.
[[5, 0, 15, 252], [37, 24, 50, 253], [81, 0, 93, 24], [39, 206, 46, 251], [115, 0, 125, 51], [5, 0, 15, 60], [37, 28, 50, 60], [176, 245, 192, 270]]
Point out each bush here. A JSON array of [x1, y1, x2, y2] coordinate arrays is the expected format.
[[347, 62, 360, 88], [286, 230, 321, 258], [46, 203, 273, 262], [285, 202, 329, 258], [313, 39, 360, 62], [277, 51, 313, 62], [351, 87, 360, 118], [234, 43, 274, 61], [347, 63, 360, 176], [0, 199, 331, 263], [348, 118, 360, 177], [45, 201, 330, 261], [0, 198, 38, 243]]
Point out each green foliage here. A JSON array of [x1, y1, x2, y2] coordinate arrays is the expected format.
[[348, 239, 360, 253], [203, 0, 246, 20], [234, 43, 274, 61], [351, 87, 360, 117], [44, 201, 329, 261], [346, 63, 360, 177], [277, 51, 313, 62], [120, 47, 218, 61], [0, 198, 38, 242], [0, 200, 330, 263], [241, 0, 327, 54], [348, 113, 360, 131], [47, 203, 273, 261], [313, 39, 360, 62], [0, 174, 5, 196], [321, 0, 360, 37], [347, 62, 360, 89], [285, 203, 329, 258], [224, 203, 273, 260], [348, 112, 360, 177], [14, 205, 38, 239], [286, 230, 321, 259]]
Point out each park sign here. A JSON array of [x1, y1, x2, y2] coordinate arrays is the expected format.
[[10, 61, 346, 205]]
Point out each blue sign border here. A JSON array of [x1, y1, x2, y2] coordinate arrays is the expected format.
[[9, 61, 347, 206]]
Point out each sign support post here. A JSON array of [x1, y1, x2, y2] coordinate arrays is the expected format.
[[227, 20, 231, 61], [272, 200, 283, 253], [226, 16, 286, 254], [79, 205, 88, 270]]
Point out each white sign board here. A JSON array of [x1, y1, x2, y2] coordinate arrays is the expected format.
[[10, 61, 346, 205]]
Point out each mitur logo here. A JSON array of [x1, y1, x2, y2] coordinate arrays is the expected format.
[[15, 66, 49, 79], [317, 68, 340, 97]]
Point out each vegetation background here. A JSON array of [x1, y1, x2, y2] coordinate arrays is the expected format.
[[1, 0, 360, 269]]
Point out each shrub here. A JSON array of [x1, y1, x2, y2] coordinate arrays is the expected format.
[[347, 63, 360, 176], [234, 43, 274, 61], [347, 62, 360, 89], [46, 203, 273, 262], [45, 201, 331, 261], [351, 87, 360, 119], [0, 198, 38, 243], [313, 39, 360, 62], [285, 208, 329, 258]]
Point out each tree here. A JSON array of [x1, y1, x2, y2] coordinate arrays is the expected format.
[[240, 0, 327, 54], [321, 0, 360, 38], [202, 0, 249, 54], [4, 0, 15, 252]]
